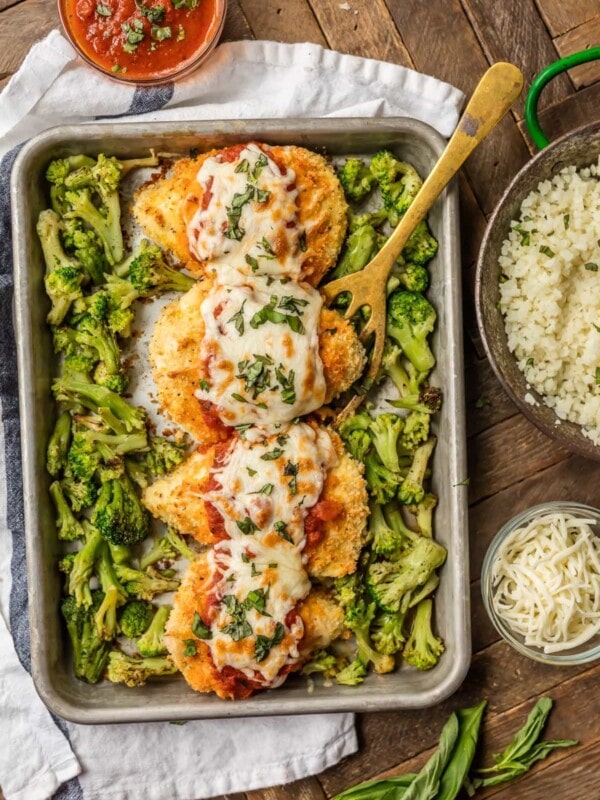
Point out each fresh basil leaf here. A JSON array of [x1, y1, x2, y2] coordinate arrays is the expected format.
[[221, 619, 252, 641], [227, 300, 246, 335], [183, 638, 197, 656], [151, 23, 172, 40], [136, 0, 165, 21], [260, 447, 283, 461], [274, 520, 293, 543], [96, 2, 112, 15], [191, 611, 212, 640], [236, 516, 258, 535], [254, 621, 284, 662]]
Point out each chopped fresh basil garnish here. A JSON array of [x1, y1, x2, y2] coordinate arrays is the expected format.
[[251, 563, 262, 577], [151, 23, 172, 40], [260, 447, 284, 461], [192, 611, 212, 640], [284, 461, 299, 495], [539, 246, 555, 258], [245, 254, 259, 272], [96, 2, 112, 15], [244, 588, 268, 614], [236, 516, 258, 535], [274, 520, 293, 543], [198, 378, 210, 391], [136, 0, 165, 21], [253, 153, 268, 180], [183, 639, 197, 656], [227, 300, 246, 335], [255, 622, 285, 663]]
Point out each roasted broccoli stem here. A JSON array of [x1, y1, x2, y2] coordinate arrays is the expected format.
[[91, 474, 150, 546], [68, 521, 104, 607], [106, 650, 177, 687], [114, 564, 181, 601], [49, 480, 84, 541], [118, 239, 195, 294], [369, 412, 405, 473], [387, 290, 436, 374], [94, 542, 127, 640], [37, 209, 85, 326], [61, 591, 111, 684], [136, 605, 171, 657], [403, 598, 444, 670], [47, 411, 72, 477], [53, 377, 146, 434], [398, 436, 437, 505], [140, 527, 196, 570], [410, 492, 438, 538]]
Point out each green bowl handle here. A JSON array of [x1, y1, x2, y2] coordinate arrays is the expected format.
[[525, 48, 600, 149]]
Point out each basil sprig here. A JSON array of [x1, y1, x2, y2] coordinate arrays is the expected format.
[[254, 622, 285, 662]]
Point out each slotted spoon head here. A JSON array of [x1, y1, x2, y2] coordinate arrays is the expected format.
[[322, 61, 525, 425]]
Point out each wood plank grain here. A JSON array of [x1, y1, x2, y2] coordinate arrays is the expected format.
[[319, 640, 592, 795], [461, 0, 573, 119], [307, 0, 412, 65], [247, 777, 326, 800], [534, 0, 600, 37], [384, 0, 530, 216], [344, 666, 598, 797], [468, 414, 569, 504], [237, 0, 326, 46], [555, 18, 600, 89], [464, 351, 519, 438], [0, 0, 59, 83], [221, 0, 254, 43], [468, 454, 600, 577], [0, 0, 22, 12]]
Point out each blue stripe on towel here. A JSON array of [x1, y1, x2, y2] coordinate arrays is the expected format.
[[0, 146, 84, 800], [96, 82, 174, 119]]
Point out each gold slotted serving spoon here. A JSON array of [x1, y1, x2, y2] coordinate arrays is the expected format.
[[323, 62, 524, 423]]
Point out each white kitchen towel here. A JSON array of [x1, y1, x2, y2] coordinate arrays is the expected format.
[[0, 31, 464, 800]]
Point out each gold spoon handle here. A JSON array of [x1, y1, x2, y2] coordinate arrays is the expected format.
[[324, 61, 524, 300]]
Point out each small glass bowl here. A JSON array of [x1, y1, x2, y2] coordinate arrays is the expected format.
[[481, 501, 600, 665], [58, 0, 227, 85]]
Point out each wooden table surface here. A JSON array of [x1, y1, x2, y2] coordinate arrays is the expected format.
[[2, 1, 600, 798]]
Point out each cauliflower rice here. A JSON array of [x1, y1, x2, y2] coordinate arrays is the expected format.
[[499, 159, 600, 445]]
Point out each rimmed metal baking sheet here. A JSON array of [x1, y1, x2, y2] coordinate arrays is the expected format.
[[12, 118, 470, 723]]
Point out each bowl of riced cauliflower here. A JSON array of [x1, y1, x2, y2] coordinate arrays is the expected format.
[[476, 119, 600, 459]]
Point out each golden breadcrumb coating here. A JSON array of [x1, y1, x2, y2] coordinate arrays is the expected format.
[[133, 144, 347, 286], [149, 282, 365, 442], [165, 555, 345, 699], [142, 429, 368, 580]]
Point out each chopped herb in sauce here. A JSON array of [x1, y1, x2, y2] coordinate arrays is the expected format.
[[255, 622, 285, 662], [198, 378, 210, 391], [96, 2, 112, 15], [220, 595, 252, 641], [151, 24, 172, 40], [173, 0, 199, 8], [192, 611, 212, 640], [122, 19, 145, 52], [136, 0, 165, 21], [244, 587, 269, 614]]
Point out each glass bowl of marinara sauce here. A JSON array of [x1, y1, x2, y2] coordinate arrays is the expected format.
[[58, 0, 226, 84]]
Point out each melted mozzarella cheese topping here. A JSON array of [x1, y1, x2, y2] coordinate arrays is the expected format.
[[196, 275, 326, 426], [491, 511, 600, 653], [187, 143, 303, 280], [201, 423, 336, 683]]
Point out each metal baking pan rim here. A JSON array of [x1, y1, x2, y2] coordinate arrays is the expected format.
[[12, 117, 469, 722]]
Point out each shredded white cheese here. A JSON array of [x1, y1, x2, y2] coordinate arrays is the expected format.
[[491, 511, 600, 653]]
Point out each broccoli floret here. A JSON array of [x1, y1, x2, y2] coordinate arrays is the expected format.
[[330, 223, 379, 280], [397, 262, 429, 292], [369, 502, 404, 557], [364, 450, 401, 505], [141, 527, 196, 570], [334, 571, 363, 611], [141, 435, 187, 478], [369, 413, 404, 473], [301, 649, 341, 679], [91, 475, 150, 546], [366, 537, 447, 613], [94, 542, 127, 640], [137, 605, 171, 657], [106, 650, 177, 687], [336, 657, 368, 686], [49, 480, 84, 541], [68, 431, 101, 483], [401, 411, 431, 450], [403, 598, 444, 670], [410, 492, 438, 538], [114, 564, 181, 600], [371, 609, 407, 656], [337, 158, 377, 203], [61, 591, 111, 683], [64, 187, 122, 266], [58, 552, 76, 592], [68, 522, 104, 607], [61, 471, 98, 512], [53, 377, 146, 433], [380, 340, 427, 397], [387, 290, 436, 374], [370, 151, 422, 222], [338, 411, 373, 461], [402, 220, 438, 267], [37, 210, 85, 326], [398, 436, 437, 505], [108, 542, 132, 565], [119, 599, 153, 638], [343, 597, 395, 675], [46, 155, 96, 185], [61, 217, 108, 284], [127, 240, 195, 294], [47, 411, 72, 477], [63, 314, 125, 392]]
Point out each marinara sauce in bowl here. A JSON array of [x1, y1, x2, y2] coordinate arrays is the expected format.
[[59, 0, 226, 84]]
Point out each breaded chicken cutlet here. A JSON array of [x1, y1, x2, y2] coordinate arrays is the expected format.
[[165, 556, 345, 700], [133, 142, 348, 286], [149, 281, 366, 442], [143, 426, 369, 580]]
